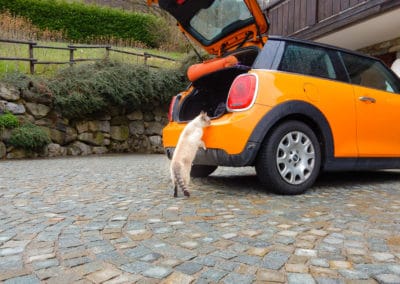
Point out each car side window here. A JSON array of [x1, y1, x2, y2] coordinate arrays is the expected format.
[[340, 52, 400, 93], [278, 42, 337, 80]]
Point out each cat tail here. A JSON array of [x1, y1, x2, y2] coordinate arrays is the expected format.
[[172, 163, 190, 197]]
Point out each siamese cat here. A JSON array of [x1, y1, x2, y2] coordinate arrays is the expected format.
[[170, 111, 211, 197]]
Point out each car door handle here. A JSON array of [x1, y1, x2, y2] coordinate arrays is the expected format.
[[359, 96, 376, 103]]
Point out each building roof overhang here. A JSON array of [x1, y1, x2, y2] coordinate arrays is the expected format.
[[315, 7, 400, 51]]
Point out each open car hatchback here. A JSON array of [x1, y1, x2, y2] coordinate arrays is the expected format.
[[148, 0, 400, 195]]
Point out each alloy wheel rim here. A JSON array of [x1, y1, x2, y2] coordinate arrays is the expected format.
[[276, 131, 315, 185]]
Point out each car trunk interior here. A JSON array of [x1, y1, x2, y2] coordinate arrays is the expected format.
[[178, 47, 260, 121]]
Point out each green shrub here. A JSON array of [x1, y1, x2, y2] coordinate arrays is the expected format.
[[0, 72, 31, 90], [50, 60, 186, 118], [0, 111, 19, 129], [0, 0, 167, 47], [9, 123, 50, 150]]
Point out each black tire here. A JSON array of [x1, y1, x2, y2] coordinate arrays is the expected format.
[[256, 121, 321, 195], [190, 165, 218, 178]]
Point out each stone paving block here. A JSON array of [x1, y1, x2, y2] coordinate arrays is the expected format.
[[32, 258, 59, 270], [247, 247, 269, 257], [0, 246, 24, 256], [374, 274, 400, 284], [261, 251, 291, 270], [371, 252, 395, 262], [124, 246, 152, 259], [140, 252, 163, 263], [120, 261, 151, 274], [256, 268, 286, 282], [175, 261, 203, 275], [295, 248, 318, 257], [315, 277, 345, 284], [35, 267, 64, 280], [27, 253, 55, 262], [275, 236, 296, 245], [311, 258, 330, 268], [0, 254, 23, 270], [287, 273, 316, 284], [286, 263, 309, 273], [0, 269, 31, 282], [142, 266, 172, 279], [338, 269, 369, 280], [233, 254, 261, 266], [210, 249, 238, 260], [180, 241, 199, 250], [221, 272, 255, 284], [4, 275, 40, 284], [194, 255, 218, 267], [63, 256, 91, 268], [215, 260, 240, 272], [160, 271, 194, 284], [199, 268, 228, 282], [0, 234, 16, 243], [86, 267, 121, 283], [72, 261, 104, 277]]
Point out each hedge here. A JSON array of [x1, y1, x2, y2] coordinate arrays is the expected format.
[[47, 60, 187, 119], [0, 0, 166, 47]]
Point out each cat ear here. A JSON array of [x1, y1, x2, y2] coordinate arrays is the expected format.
[[200, 111, 205, 116]]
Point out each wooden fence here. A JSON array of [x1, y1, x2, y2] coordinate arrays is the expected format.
[[0, 38, 178, 74]]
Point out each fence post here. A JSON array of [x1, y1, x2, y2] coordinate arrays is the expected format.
[[105, 46, 111, 59], [144, 52, 150, 67], [69, 46, 74, 66], [29, 41, 35, 74]]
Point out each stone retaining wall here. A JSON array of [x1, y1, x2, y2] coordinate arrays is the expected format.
[[0, 82, 168, 159]]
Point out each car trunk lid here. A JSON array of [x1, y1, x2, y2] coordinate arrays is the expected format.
[[148, 0, 269, 55]]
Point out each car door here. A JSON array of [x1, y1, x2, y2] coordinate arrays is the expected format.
[[276, 42, 359, 157], [341, 52, 400, 157]]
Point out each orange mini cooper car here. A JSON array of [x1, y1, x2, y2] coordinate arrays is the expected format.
[[149, 0, 400, 195]]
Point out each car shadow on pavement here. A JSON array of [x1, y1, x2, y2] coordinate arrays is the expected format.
[[197, 170, 400, 195], [315, 170, 400, 187], [195, 174, 266, 195]]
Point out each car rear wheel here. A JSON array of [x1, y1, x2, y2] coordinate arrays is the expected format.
[[256, 121, 321, 195], [190, 165, 218, 178]]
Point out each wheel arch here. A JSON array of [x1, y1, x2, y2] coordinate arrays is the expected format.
[[249, 100, 334, 168]]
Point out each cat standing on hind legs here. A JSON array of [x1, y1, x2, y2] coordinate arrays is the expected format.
[[170, 111, 211, 197]]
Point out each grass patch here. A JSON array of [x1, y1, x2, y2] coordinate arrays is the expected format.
[[9, 123, 50, 151], [0, 111, 19, 129]]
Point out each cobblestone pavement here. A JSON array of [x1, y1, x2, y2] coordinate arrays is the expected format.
[[0, 154, 400, 284]]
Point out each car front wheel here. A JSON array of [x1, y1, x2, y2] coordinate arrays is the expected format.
[[256, 121, 321, 195]]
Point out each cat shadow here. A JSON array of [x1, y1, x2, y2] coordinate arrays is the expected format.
[[197, 170, 400, 195]]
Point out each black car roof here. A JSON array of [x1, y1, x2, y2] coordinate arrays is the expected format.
[[268, 35, 380, 62]]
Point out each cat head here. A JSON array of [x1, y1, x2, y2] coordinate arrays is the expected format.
[[199, 111, 211, 126]]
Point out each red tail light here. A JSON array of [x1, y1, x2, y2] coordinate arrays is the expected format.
[[168, 95, 177, 122], [227, 74, 258, 111]]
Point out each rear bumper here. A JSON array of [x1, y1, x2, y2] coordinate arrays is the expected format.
[[165, 141, 259, 167], [163, 104, 270, 155]]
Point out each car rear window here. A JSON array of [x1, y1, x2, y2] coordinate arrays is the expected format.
[[189, 0, 253, 41], [278, 42, 337, 80], [340, 52, 400, 93]]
